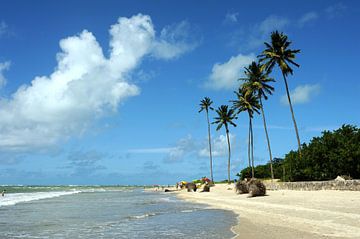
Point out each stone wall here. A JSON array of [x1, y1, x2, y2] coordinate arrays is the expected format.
[[264, 180, 360, 191]]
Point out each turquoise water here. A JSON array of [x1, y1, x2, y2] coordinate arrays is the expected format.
[[0, 186, 237, 238]]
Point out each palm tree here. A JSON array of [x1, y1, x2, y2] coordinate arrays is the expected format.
[[212, 105, 237, 184], [199, 97, 215, 183], [241, 61, 275, 180], [232, 87, 260, 178], [258, 31, 302, 158]]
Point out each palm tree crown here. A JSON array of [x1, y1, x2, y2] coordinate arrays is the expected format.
[[241, 61, 275, 100], [199, 97, 214, 113], [231, 87, 261, 118], [212, 105, 237, 131], [258, 31, 300, 76]]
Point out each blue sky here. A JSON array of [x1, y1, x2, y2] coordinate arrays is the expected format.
[[0, 0, 359, 185]]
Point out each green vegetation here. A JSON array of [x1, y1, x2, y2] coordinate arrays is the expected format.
[[199, 97, 215, 182], [212, 105, 237, 184], [238, 125, 360, 181], [198, 31, 358, 183]]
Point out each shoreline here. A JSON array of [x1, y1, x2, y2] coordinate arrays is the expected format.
[[173, 184, 360, 239]]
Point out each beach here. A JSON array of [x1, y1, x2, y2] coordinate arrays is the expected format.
[[175, 184, 360, 239]]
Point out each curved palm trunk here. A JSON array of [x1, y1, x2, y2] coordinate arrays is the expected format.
[[206, 110, 214, 183], [250, 116, 255, 178], [225, 125, 231, 184], [259, 96, 274, 180], [282, 73, 302, 158]]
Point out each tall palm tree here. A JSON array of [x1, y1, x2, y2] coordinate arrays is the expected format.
[[212, 105, 237, 184], [241, 61, 275, 179], [258, 31, 302, 158], [199, 97, 215, 183], [232, 87, 260, 178]]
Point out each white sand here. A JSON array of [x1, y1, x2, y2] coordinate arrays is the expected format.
[[175, 184, 360, 239]]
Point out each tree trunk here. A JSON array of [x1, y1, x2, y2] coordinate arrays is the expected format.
[[206, 110, 214, 183], [250, 115, 255, 178], [259, 96, 274, 180], [248, 119, 251, 170], [225, 125, 231, 184], [282, 73, 302, 158]]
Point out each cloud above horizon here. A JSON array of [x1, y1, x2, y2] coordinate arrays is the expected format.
[[198, 134, 235, 158], [205, 53, 255, 90], [0, 14, 194, 151], [0, 21, 8, 37], [224, 12, 239, 24], [281, 84, 321, 105], [298, 12, 318, 27], [0, 61, 10, 89]]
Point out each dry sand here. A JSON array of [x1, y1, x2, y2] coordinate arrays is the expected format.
[[175, 184, 360, 239]]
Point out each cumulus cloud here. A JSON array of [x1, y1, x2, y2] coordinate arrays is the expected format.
[[151, 21, 198, 59], [205, 53, 255, 90], [198, 134, 235, 158], [0, 61, 10, 88], [298, 12, 318, 27], [281, 84, 321, 105], [0, 14, 191, 151]]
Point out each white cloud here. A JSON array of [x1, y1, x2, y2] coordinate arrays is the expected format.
[[0, 14, 190, 151], [325, 3, 347, 18], [128, 147, 175, 154], [298, 12, 318, 27], [0, 61, 10, 88], [0, 21, 7, 37], [258, 15, 289, 35], [164, 135, 196, 163], [224, 12, 239, 24], [228, 15, 289, 51], [205, 53, 255, 90], [198, 134, 235, 158], [152, 21, 198, 60], [281, 84, 321, 105]]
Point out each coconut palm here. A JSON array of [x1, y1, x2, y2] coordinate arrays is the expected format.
[[232, 87, 260, 178], [199, 97, 215, 183], [241, 61, 275, 179], [258, 31, 302, 158], [212, 105, 237, 184]]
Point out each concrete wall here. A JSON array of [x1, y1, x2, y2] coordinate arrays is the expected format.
[[264, 180, 360, 191]]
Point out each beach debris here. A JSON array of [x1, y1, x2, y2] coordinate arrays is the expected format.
[[335, 176, 346, 181], [186, 182, 197, 192], [201, 184, 210, 192], [248, 179, 266, 197], [235, 180, 249, 194], [335, 175, 352, 181]]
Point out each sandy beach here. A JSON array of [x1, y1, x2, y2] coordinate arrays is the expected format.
[[175, 184, 360, 239]]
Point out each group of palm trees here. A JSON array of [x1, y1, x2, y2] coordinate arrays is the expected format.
[[199, 31, 302, 183]]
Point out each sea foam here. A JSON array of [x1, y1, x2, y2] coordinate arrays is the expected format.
[[0, 190, 80, 207]]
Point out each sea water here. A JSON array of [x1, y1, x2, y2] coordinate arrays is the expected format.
[[0, 186, 237, 238]]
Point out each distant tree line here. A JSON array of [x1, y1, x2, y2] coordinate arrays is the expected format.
[[238, 125, 360, 181]]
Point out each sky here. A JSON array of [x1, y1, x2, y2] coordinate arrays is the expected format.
[[0, 0, 359, 185]]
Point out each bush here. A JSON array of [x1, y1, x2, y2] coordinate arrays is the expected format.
[[237, 125, 360, 181]]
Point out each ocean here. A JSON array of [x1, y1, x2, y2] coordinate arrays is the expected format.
[[0, 186, 237, 238]]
